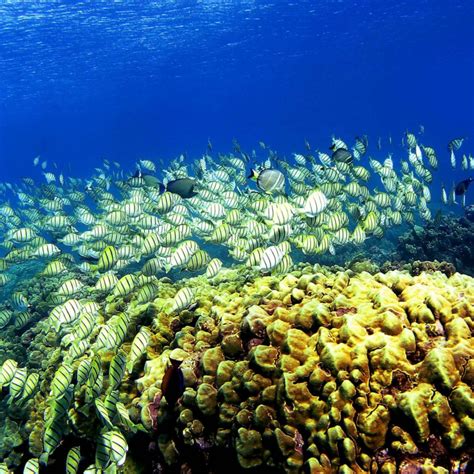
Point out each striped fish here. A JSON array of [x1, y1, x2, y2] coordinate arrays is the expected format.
[[95, 433, 111, 470], [141, 233, 161, 256], [65, 446, 81, 474], [40, 419, 64, 465], [83, 465, 101, 474], [185, 249, 210, 272], [86, 364, 103, 404], [136, 282, 158, 304], [302, 190, 328, 217], [11, 227, 35, 243], [23, 458, 39, 474], [66, 339, 90, 361], [0, 274, 12, 287], [50, 299, 82, 332], [95, 398, 114, 429], [56, 279, 84, 297], [264, 203, 295, 226], [206, 258, 222, 279], [113, 312, 131, 346], [45, 384, 74, 427], [8, 367, 27, 402], [76, 358, 92, 388], [170, 287, 194, 313], [167, 240, 199, 270], [352, 225, 366, 244], [108, 351, 127, 392], [273, 254, 293, 274], [104, 390, 120, 421], [42, 260, 68, 276], [93, 324, 118, 353], [104, 430, 128, 467], [0, 359, 18, 389], [19, 372, 39, 404], [126, 327, 151, 372], [0, 309, 13, 329], [112, 274, 137, 298], [207, 223, 231, 244], [259, 245, 285, 272], [11, 295, 31, 314], [0, 462, 11, 474], [116, 402, 138, 432], [448, 137, 465, 151], [50, 364, 74, 398], [32, 243, 61, 258], [406, 132, 417, 149], [95, 272, 119, 292], [97, 246, 118, 272], [301, 235, 318, 255]]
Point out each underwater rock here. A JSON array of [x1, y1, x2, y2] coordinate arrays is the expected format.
[[465, 204, 474, 223], [396, 215, 474, 276], [0, 266, 473, 472]]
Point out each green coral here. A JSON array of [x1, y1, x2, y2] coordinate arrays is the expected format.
[[1, 265, 473, 472]]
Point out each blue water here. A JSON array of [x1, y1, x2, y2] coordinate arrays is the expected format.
[[0, 0, 473, 184]]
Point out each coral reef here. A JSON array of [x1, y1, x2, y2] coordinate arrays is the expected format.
[[0, 265, 473, 473], [465, 204, 474, 223], [396, 215, 474, 276]]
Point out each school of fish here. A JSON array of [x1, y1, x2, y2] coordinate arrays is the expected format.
[[0, 131, 472, 473]]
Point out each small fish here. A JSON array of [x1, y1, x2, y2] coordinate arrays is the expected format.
[[41, 160, 48, 170], [302, 190, 328, 217], [450, 148, 456, 168], [448, 137, 465, 151], [66, 446, 81, 474], [441, 184, 447, 204], [455, 177, 473, 196], [33, 156, 40, 166], [139, 159, 156, 173], [232, 138, 241, 153], [207, 138, 213, 152], [23, 458, 40, 474], [304, 138, 311, 151], [161, 357, 185, 405]]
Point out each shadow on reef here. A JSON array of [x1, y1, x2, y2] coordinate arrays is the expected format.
[[394, 213, 474, 276]]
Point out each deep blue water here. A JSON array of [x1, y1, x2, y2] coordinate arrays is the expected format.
[[0, 0, 473, 185]]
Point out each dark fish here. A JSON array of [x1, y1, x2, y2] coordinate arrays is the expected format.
[[161, 358, 184, 405], [455, 177, 473, 196], [331, 147, 353, 164], [166, 178, 198, 198]]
